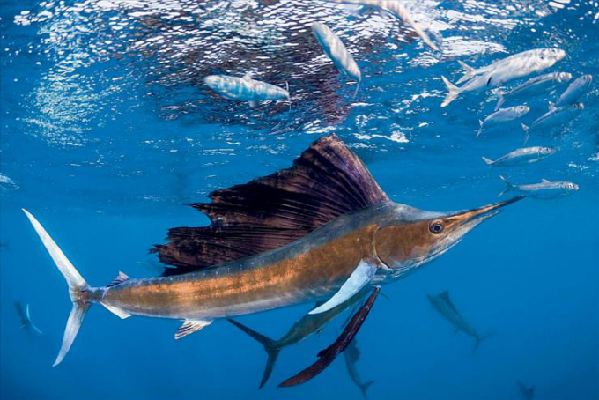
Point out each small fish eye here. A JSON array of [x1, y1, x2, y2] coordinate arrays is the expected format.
[[429, 220, 444, 234]]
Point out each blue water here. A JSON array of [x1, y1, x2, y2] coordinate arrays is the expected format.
[[1, 1, 598, 399]]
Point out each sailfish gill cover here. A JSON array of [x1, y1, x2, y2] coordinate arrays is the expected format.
[[1, 1, 598, 400]]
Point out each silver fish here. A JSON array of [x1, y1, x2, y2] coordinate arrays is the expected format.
[[427, 291, 491, 353], [496, 71, 572, 109], [321, 0, 438, 50], [204, 73, 290, 107], [312, 22, 361, 83], [556, 74, 593, 106], [477, 106, 530, 138], [531, 102, 584, 128], [498, 175, 579, 199], [441, 48, 566, 107], [482, 146, 556, 167]]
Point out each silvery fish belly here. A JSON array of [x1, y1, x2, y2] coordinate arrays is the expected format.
[[485, 48, 566, 86], [203, 75, 289, 101], [556, 74, 593, 106]]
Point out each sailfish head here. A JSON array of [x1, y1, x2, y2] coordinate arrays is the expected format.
[[374, 196, 524, 273]]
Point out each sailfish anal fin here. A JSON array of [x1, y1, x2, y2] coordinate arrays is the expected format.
[[309, 259, 378, 315], [175, 320, 211, 340], [153, 135, 389, 276]]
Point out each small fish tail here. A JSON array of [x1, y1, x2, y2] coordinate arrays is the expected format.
[[521, 123, 530, 145], [495, 91, 505, 110], [476, 120, 484, 138], [227, 319, 279, 388], [440, 76, 459, 107], [498, 175, 514, 197], [482, 157, 493, 166], [22, 209, 91, 367]]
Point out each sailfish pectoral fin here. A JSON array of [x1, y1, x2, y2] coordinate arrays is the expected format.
[[174, 319, 211, 340], [309, 259, 378, 316]]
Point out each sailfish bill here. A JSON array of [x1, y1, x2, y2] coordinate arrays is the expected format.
[[23, 135, 521, 371]]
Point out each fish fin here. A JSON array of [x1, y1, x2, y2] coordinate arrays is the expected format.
[[440, 76, 459, 107], [309, 259, 378, 315], [360, 381, 375, 400], [22, 209, 90, 367], [457, 60, 474, 72], [32, 324, 43, 335], [438, 291, 460, 316], [25, 304, 31, 321], [174, 320, 211, 340], [352, 82, 360, 100], [473, 332, 494, 354], [495, 91, 505, 110], [487, 76, 493, 86], [227, 319, 278, 388], [279, 287, 381, 388], [498, 175, 514, 197], [106, 271, 129, 287], [101, 303, 130, 319], [542, 178, 550, 183], [243, 72, 253, 80], [476, 120, 484, 138], [153, 135, 389, 276], [548, 101, 555, 111], [521, 123, 530, 145], [482, 157, 493, 165]]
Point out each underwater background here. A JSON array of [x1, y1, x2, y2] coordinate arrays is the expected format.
[[1, 0, 598, 399]]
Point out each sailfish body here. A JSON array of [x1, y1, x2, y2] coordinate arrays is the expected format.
[[23, 135, 521, 367]]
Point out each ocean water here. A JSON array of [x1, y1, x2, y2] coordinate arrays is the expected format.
[[1, 0, 598, 399]]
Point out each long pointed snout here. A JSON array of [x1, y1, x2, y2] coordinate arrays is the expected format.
[[447, 196, 524, 227]]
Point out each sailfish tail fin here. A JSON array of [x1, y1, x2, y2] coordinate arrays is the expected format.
[[22, 209, 91, 367], [227, 319, 279, 389], [360, 380, 375, 400]]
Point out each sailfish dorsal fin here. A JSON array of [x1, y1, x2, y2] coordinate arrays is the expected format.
[[439, 291, 460, 315], [152, 135, 389, 276]]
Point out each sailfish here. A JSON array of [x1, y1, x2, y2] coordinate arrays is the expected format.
[[23, 135, 522, 369]]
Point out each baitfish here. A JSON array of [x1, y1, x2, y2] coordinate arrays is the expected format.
[[427, 291, 491, 353], [23, 135, 522, 368], [278, 286, 381, 387], [15, 302, 43, 335], [477, 106, 530, 138], [441, 48, 566, 107], [496, 71, 572, 109], [227, 289, 370, 388], [344, 338, 374, 399], [321, 0, 439, 51], [555, 74, 593, 106], [531, 102, 584, 128], [518, 381, 535, 400], [203, 73, 290, 107], [312, 23, 361, 85], [482, 146, 556, 167], [498, 175, 579, 199]]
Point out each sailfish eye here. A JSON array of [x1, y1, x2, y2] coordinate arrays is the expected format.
[[429, 220, 445, 234]]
